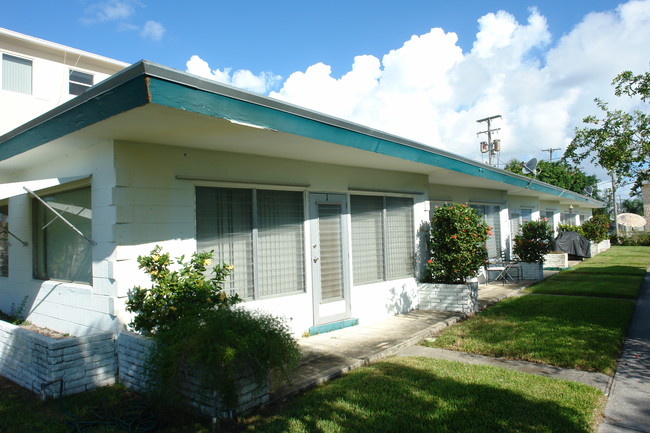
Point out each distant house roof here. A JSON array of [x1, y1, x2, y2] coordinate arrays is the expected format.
[[0, 60, 603, 207]]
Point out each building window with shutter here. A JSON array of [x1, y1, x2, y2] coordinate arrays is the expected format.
[[2, 54, 32, 94]]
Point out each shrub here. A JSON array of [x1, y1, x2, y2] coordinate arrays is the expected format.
[[424, 203, 490, 284], [577, 214, 611, 242], [149, 307, 301, 412], [615, 232, 650, 246], [513, 220, 553, 263], [126, 246, 240, 335]]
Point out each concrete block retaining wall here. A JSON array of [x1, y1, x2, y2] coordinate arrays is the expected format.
[[0, 320, 116, 398], [418, 282, 478, 314], [544, 253, 569, 268], [0, 323, 269, 415], [117, 332, 270, 417], [518, 262, 544, 280]]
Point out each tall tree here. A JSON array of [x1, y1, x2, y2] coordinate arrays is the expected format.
[[504, 159, 600, 197], [564, 68, 649, 195]]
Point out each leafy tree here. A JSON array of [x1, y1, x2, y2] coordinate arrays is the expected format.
[[620, 198, 643, 215], [504, 159, 599, 197], [564, 68, 649, 195]]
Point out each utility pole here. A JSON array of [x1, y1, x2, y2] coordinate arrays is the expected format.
[[477, 115, 502, 166], [541, 147, 561, 161], [611, 172, 620, 237]]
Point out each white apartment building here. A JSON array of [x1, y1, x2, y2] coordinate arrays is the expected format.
[[0, 27, 128, 136]]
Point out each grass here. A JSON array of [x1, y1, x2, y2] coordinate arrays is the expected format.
[[423, 295, 633, 375], [0, 377, 214, 433], [246, 357, 605, 433], [425, 246, 650, 375], [525, 272, 643, 298]]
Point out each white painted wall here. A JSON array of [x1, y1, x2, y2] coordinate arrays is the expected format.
[[0, 141, 118, 336], [0, 29, 126, 136], [108, 141, 430, 337]]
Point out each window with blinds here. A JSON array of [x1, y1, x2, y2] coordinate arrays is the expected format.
[[350, 195, 414, 285], [470, 204, 502, 260], [196, 187, 305, 300], [2, 54, 32, 95]]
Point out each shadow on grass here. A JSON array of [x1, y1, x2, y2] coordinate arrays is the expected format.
[[248, 358, 602, 433]]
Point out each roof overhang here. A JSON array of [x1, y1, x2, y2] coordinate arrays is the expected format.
[[0, 60, 603, 208]]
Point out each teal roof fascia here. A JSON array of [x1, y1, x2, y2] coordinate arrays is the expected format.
[[0, 64, 150, 162], [146, 76, 600, 206]]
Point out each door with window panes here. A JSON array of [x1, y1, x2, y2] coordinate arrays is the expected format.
[[309, 193, 351, 325]]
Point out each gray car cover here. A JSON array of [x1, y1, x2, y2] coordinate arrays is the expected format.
[[554, 231, 591, 258]]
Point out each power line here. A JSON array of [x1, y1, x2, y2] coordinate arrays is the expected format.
[[477, 115, 502, 166], [541, 147, 561, 161]]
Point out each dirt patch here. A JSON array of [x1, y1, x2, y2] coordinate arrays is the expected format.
[[19, 323, 69, 339]]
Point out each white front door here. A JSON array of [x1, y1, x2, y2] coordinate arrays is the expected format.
[[309, 193, 351, 325]]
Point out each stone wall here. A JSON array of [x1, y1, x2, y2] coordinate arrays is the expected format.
[[418, 282, 478, 314], [0, 321, 116, 398]]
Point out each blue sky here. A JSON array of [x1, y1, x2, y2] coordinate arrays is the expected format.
[[2, 0, 649, 194]]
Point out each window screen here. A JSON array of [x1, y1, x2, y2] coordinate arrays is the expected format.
[[2, 54, 32, 94], [351, 195, 414, 285], [196, 187, 305, 300], [33, 188, 92, 284], [470, 204, 502, 260], [69, 70, 94, 95]]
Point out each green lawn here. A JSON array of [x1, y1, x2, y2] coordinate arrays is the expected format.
[[424, 246, 648, 374], [423, 295, 634, 375], [526, 272, 643, 298], [246, 357, 605, 433]]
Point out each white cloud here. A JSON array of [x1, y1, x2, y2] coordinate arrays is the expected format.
[[82, 0, 135, 23], [82, 1, 165, 41], [186, 55, 282, 94], [141, 20, 165, 41], [184, 0, 650, 187], [267, 0, 650, 173]]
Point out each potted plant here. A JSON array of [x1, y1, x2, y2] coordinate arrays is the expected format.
[[419, 203, 490, 314], [513, 219, 553, 280]]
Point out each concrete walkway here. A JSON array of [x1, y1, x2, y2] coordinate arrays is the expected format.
[[271, 279, 533, 401], [598, 269, 650, 433]]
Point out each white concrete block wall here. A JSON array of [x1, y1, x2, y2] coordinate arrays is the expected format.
[[0, 321, 116, 397], [117, 332, 270, 416], [418, 283, 478, 314]]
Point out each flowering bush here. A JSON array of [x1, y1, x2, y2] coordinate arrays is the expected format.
[[424, 203, 490, 284], [126, 246, 240, 334], [513, 220, 554, 263], [558, 214, 610, 243]]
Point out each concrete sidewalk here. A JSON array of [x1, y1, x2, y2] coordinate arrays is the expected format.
[[270, 280, 529, 401], [598, 269, 650, 433]]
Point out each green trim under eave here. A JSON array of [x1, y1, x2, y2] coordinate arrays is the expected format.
[[147, 78, 598, 205], [0, 77, 150, 162]]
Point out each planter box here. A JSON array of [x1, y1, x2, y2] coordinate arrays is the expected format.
[[0, 322, 270, 416], [589, 239, 611, 257], [543, 252, 569, 268], [418, 282, 478, 314], [518, 262, 544, 280], [117, 332, 269, 417], [0, 320, 116, 398]]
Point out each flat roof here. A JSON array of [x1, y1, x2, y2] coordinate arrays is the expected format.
[[0, 60, 603, 207]]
